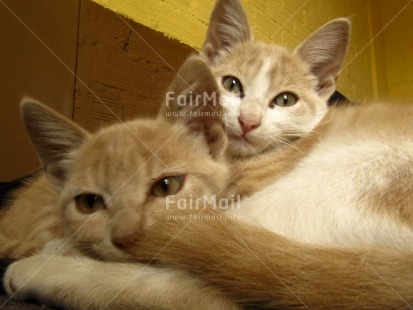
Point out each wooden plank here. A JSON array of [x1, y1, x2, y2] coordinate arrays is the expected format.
[[0, 0, 79, 181], [74, 0, 195, 131]]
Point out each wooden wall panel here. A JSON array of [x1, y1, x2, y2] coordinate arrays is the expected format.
[[74, 0, 194, 132], [0, 0, 194, 181], [0, 0, 79, 181]]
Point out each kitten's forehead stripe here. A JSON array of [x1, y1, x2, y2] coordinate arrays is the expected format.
[[217, 42, 314, 99], [246, 59, 272, 100]]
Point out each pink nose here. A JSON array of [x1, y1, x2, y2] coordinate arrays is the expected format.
[[238, 115, 260, 135], [112, 232, 141, 250]]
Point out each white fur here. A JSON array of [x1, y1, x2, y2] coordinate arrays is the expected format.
[[231, 118, 413, 250], [245, 60, 272, 101], [5, 254, 237, 310]]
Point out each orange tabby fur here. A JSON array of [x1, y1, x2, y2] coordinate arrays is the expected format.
[[0, 174, 61, 258], [133, 207, 413, 309]]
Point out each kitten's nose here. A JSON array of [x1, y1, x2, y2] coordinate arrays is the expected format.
[[112, 232, 141, 250], [238, 115, 260, 135]]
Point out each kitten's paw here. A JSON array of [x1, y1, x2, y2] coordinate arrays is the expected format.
[[0, 258, 17, 295], [3, 255, 49, 301], [4, 258, 29, 299]]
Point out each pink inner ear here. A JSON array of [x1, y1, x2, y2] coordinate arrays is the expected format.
[[200, 0, 253, 60], [294, 19, 350, 100], [200, 43, 216, 61]]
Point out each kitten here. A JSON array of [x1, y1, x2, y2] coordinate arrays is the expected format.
[[2, 56, 238, 310], [7, 55, 413, 310], [197, 0, 349, 158], [198, 0, 413, 251]]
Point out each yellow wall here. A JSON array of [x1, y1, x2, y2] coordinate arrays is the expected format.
[[93, 0, 413, 103], [379, 0, 413, 103]]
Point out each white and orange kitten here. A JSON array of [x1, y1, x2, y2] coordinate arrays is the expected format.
[[199, 0, 348, 158], [196, 0, 413, 251]]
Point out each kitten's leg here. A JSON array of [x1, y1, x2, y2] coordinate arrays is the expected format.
[[4, 254, 238, 310]]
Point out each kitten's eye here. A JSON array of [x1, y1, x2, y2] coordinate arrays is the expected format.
[[270, 92, 298, 108], [75, 194, 105, 214], [222, 76, 244, 97], [151, 176, 184, 197]]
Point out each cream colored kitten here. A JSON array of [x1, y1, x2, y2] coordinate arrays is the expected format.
[[198, 0, 348, 158], [2, 56, 238, 310]]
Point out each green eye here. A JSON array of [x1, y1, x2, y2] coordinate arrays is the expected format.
[[271, 92, 298, 108], [222, 76, 244, 97], [75, 194, 105, 214], [151, 176, 184, 197]]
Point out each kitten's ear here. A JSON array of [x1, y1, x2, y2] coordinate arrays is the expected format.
[[200, 0, 253, 61], [160, 55, 226, 159], [21, 98, 89, 190], [294, 18, 350, 100]]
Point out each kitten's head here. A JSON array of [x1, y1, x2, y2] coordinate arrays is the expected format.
[[21, 56, 227, 261], [201, 0, 350, 158]]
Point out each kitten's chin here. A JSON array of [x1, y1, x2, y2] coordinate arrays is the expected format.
[[226, 136, 260, 158]]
